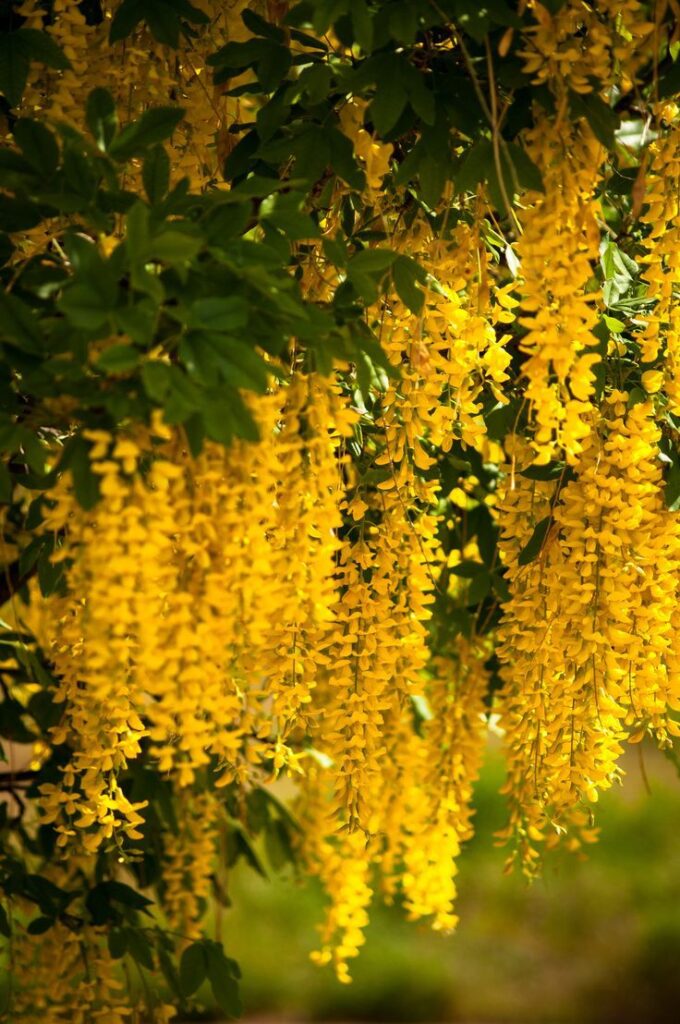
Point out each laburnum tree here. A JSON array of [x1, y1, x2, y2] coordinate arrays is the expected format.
[[1, 0, 680, 1019]]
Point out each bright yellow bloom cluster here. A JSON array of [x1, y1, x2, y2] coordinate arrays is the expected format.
[[516, 116, 603, 464], [297, 215, 496, 977], [421, 219, 513, 452], [13, 922, 132, 1024], [639, 122, 680, 410], [38, 375, 353, 855], [497, 397, 680, 873], [303, 641, 490, 979], [393, 644, 490, 932], [306, 819, 374, 985], [163, 789, 220, 940], [259, 373, 351, 747], [339, 99, 394, 193], [6, 0, 254, 194], [520, 0, 656, 95]]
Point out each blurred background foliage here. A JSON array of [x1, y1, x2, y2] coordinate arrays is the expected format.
[[214, 741, 680, 1024]]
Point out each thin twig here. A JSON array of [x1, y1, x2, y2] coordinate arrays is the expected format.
[[485, 37, 523, 234]]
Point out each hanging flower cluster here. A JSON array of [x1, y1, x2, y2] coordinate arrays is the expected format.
[[2, 0, 680, 1018], [497, 398, 680, 872], [515, 116, 604, 465]]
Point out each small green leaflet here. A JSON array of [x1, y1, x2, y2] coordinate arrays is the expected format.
[[517, 516, 553, 566]]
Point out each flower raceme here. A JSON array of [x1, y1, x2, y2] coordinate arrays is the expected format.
[[3, 0, 680, 1017], [497, 398, 680, 872]]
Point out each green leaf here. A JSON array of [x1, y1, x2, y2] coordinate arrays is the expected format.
[[209, 961, 242, 1018], [389, 2, 419, 43], [602, 314, 625, 334], [520, 462, 565, 481], [255, 43, 293, 92], [246, 789, 271, 834], [0, 36, 29, 108], [27, 688, 62, 730], [143, 145, 170, 204], [86, 88, 118, 152], [0, 29, 70, 107], [0, 195, 43, 232], [146, 229, 202, 263], [665, 450, 680, 512], [58, 284, 111, 330], [392, 256, 425, 314], [0, 152, 32, 186], [450, 560, 486, 579], [142, 361, 172, 402], [507, 143, 544, 193], [109, 0, 146, 42], [108, 929, 128, 960], [37, 553, 64, 598], [454, 1, 491, 41], [467, 570, 492, 605], [208, 38, 271, 70], [454, 139, 494, 193], [205, 943, 242, 1019], [0, 904, 9, 938], [517, 516, 553, 566], [264, 819, 295, 870], [241, 9, 285, 41], [125, 201, 151, 262], [225, 827, 268, 876], [27, 916, 54, 936], [158, 946, 183, 999], [163, 366, 201, 422], [110, 0, 209, 45], [12, 119, 59, 177], [659, 59, 680, 100], [110, 107, 185, 162], [200, 335, 272, 392], [0, 697, 35, 742], [492, 570, 511, 601], [180, 942, 208, 997], [295, 63, 332, 106], [124, 928, 155, 971], [600, 237, 636, 307], [418, 158, 447, 208], [0, 234, 15, 267], [97, 345, 140, 373], [404, 67, 435, 126], [0, 292, 43, 353], [231, 174, 294, 199], [260, 191, 319, 240], [348, 248, 398, 275], [0, 464, 12, 504], [346, 247, 399, 305], [370, 75, 407, 136], [328, 126, 365, 190], [103, 881, 153, 912], [350, 0, 373, 52], [410, 693, 434, 738], [69, 438, 101, 511], [204, 390, 260, 443], [114, 300, 158, 345], [188, 298, 248, 331], [18, 29, 72, 70], [569, 91, 618, 148]]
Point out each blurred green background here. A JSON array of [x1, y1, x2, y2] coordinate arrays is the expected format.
[[218, 740, 680, 1024]]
